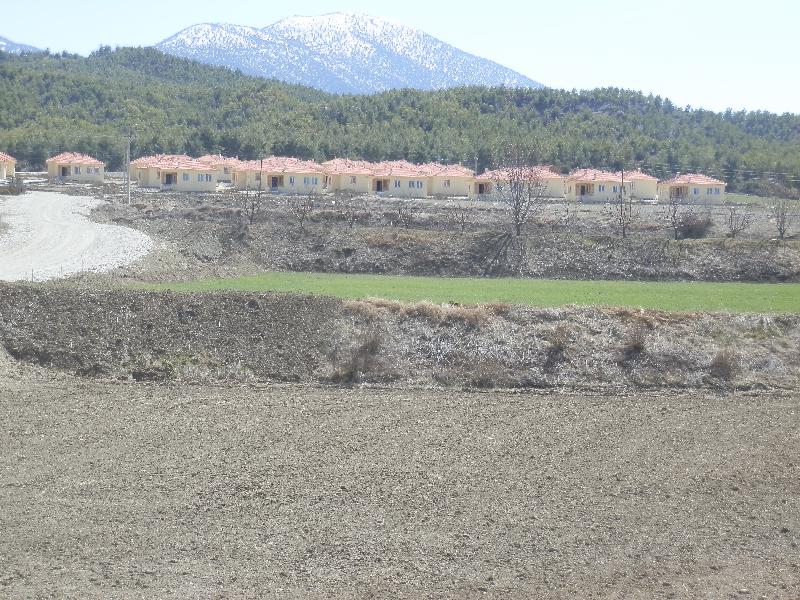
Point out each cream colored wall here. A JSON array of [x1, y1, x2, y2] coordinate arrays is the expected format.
[[473, 176, 565, 200], [657, 183, 725, 202], [429, 176, 471, 197], [379, 176, 428, 198], [232, 170, 323, 194], [1, 161, 15, 178], [328, 173, 372, 194], [565, 179, 620, 202], [626, 179, 658, 200], [160, 170, 217, 192], [47, 162, 104, 183]]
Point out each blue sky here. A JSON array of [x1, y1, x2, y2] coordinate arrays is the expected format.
[[4, 0, 798, 114]]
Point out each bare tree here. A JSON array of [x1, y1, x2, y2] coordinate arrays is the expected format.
[[448, 204, 472, 234], [285, 195, 316, 232], [662, 194, 693, 240], [394, 203, 417, 230], [491, 144, 548, 236], [726, 204, 754, 239], [333, 194, 365, 229], [238, 187, 265, 226], [606, 170, 639, 238], [770, 198, 798, 240]]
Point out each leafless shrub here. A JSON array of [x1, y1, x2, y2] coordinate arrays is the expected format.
[[606, 179, 640, 238], [544, 323, 571, 372], [726, 204, 754, 238], [770, 198, 798, 240], [448, 205, 473, 233], [621, 321, 649, 362], [284, 195, 316, 232], [710, 348, 737, 380], [678, 212, 714, 239], [330, 329, 383, 384], [239, 187, 265, 225], [394, 204, 418, 229]]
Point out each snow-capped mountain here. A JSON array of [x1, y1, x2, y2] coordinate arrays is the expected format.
[[0, 35, 42, 54], [155, 13, 543, 94]]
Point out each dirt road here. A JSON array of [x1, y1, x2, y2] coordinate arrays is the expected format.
[[0, 191, 152, 281], [1, 370, 797, 598]]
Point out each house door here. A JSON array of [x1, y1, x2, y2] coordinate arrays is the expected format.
[[376, 180, 383, 192], [580, 185, 588, 196], [165, 173, 176, 185], [271, 176, 279, 189], [61, 166, 69, 177], [478, 183, 486, 194]]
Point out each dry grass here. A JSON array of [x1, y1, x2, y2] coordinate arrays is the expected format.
[[343, 298, 493, 328]]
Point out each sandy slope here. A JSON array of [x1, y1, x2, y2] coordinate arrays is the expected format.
[[0, 191, 152, 281]]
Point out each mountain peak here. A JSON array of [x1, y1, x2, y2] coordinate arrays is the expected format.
[[0, 35, 43, 54], [155, 14, 543, 94]]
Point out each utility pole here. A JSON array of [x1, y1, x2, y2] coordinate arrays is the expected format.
[[124, 128, 134, 205]]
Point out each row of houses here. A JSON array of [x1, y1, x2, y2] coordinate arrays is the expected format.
[[0, 151, 728, 202]]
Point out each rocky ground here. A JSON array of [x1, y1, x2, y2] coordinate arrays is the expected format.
[[1, 363, 798, 599]]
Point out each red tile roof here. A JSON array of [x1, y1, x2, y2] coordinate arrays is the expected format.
[[322, 158, 376, 175], [46, 152, 104, 167], [617, 169, 657, 181], [0, 151, 16, 163], [478, 165, 563, 181], [659, 173, 726, 186], [197, 154, 243, 168], [566, 168, 620, 183], [237, 156, 326, 174], [130, 154, 212, 171], [420, 162, 475, 178]]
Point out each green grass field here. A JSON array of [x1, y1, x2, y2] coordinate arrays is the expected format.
[[148, 272, 800, 313]]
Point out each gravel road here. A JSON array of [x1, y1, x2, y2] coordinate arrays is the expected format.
[[0, 191, 152, 281]]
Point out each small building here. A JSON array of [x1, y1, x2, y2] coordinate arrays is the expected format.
[[46, 152, 105, 183], [131, 155, 217, 192], [618, 169, 659, 202], [565, 168, 622, 202], [658, 173, 726, 202], [322, 158, 376, 194], [473, 165, 565, 200], [370, 161, 429, 198], [197, 154, 241, 183], [0, 151, 16, 179], [423, 163, 475, 198], [233, 157, 326, 194]]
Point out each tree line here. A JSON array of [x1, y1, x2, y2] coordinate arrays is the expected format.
[[1, 47, 799, 196]]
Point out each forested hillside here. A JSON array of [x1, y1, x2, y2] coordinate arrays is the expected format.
[[1, 47, 799, 194]]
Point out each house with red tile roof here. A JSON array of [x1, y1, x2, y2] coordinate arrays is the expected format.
[[197, 154, 242, 183], [368, 160, 430, 198], [618, 169, 659, 202], [46, 152, 105, 183], [565, 168, 623, 202], [473, 165, 565, 200], [233, 157, 326, 194], [322, 158, 376, 194], [421, 162, 475, 197], [658, 173, 726, 202], [130, 154, 217, 192], [0, 151, 16, 179]]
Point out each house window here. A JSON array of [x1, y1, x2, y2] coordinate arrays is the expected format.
[[74, 166, 81, 174], [693, 188, 700, 195], [197, 174, 203, 182], [182, 173, 189, 182], [313, 177, 318, 185], [416, 181, 423, 189], [394, 180, 400, 188], [290, 176, 296, 185], [408, 181, 414, 188], [598, 184, 605, 192], [444, 180, 451, 188], [715, 188, 721, 195], [350, 176, 357, 184]]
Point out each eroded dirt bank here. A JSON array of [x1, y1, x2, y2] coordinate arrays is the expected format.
[[1, 374, 798, 598], [0, 283, 798, 391]]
